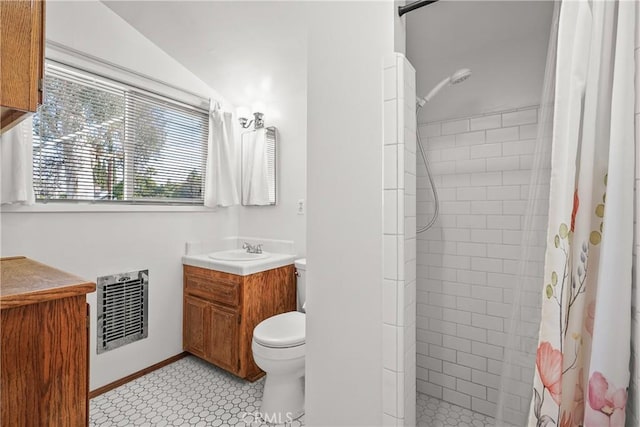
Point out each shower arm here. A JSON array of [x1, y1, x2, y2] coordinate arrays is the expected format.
[[398, 0, 440, 17], [423, 77, 451, 103]]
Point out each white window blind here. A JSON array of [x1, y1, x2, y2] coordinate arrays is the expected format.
[[33, 62, 209, 204]]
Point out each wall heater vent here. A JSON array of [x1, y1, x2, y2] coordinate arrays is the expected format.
[[97, 269, 149, 354]]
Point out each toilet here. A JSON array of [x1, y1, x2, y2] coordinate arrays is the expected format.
[[252, 258, 306, 422]]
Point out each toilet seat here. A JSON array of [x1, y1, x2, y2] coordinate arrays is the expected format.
[[253, 311, 305, 348]]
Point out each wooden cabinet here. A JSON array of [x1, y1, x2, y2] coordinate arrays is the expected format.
[[0, 0, 45, 132], [0, 256, 95, 427], [183, 264, 296, 381]]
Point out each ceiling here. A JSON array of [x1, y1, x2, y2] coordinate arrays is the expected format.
[[407, 1, 555, 122], [103, 1, 307, 114], [104, 1, 554, 124]]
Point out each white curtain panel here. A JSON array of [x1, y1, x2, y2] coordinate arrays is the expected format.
[[529, 1, 636, 426], [0, 116, 35, 205], [204, 105, 239, 208]]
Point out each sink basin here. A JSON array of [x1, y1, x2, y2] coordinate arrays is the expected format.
[[208, 249, 270, 262]]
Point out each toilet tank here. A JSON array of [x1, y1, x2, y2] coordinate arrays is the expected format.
[[295, 258, 306, 312]]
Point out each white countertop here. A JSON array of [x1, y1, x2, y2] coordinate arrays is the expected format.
[[182, 252, 297, 276]]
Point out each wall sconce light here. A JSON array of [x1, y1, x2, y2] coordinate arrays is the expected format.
[[239, 112, 264, 129]]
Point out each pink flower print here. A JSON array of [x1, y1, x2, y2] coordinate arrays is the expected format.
[[585, 371, 627, 427], [536, 341, 563, 405]]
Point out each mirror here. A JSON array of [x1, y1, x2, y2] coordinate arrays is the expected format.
[[241, 126, 277, 206]]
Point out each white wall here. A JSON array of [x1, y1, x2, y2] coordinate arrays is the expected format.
[[305, 2, 394, 425], [236, 84, 307, 256], [0, 0, 238, 390]]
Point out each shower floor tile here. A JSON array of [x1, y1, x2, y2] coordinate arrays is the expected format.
[[89, 355, 304, 427], [417, 393, 495, 427]]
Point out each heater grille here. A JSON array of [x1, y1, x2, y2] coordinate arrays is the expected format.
[[97, 270, 148, 353]]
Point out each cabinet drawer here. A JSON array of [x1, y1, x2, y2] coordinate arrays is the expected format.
[[184, 272, 240, 307]]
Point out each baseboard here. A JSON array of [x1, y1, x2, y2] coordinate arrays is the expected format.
[[89, 352, 188, 399]]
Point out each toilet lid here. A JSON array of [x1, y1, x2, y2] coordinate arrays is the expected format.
[[253, 311, 305, 348]]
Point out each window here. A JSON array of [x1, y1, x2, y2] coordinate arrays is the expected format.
[[33, 62, 209, 204]]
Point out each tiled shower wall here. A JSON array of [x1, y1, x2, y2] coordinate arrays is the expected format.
[[382, 53, 417, 427], [415, 106, 549, 417]]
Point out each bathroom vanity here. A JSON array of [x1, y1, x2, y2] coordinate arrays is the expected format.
[[182, 251, 296, 381]]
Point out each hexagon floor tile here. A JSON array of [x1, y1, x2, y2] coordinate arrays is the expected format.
[[89, 356, 304, 427], [417, 393, 495, 427]]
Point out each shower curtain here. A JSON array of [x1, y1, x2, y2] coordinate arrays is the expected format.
[[528, 1, 636, 426]]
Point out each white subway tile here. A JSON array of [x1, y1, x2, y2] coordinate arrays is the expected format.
[[471, 229, 503, 244], [470, 143, 502, 159], [457, 323, 487, 342], [457, 297, 487, 314], [442, 119, 470, 135], [384, 145, 398, 189], [471, 257, 503, 273], [472, 398, 497, 417], [384, 235, 398, 279], [503, 200, 526, 215], [519, 124, 538, 139], [383, 369, 398, 416], [429, 346, 457, 364], [441, 146, 470, 161], [443, 389, 471, 409], [431, 161, 456, 175], [472, 370, 501, 390], [417, 379, 442, 398], [427, 134, 456, 149], [458, 242, 488, 257], [457, 215, 487, 229], [503, 140, 536, 156], [502, 108, 537, 127], [472, 341, 503, 360], [471, 201, 503, 215], [457, 351, 487, 371], [456, 159, 486, 174], [503, 170, 532, 185], [417, 354, 443, 372], [486, 126, 519, 143], [457, 269, 487, 286], [444, 361, 472, 381], [486, 156, 520, 172], [384, 100, 398, 145], [457, 187, 487, 201], [421, 122, 441, 138], [470, 172, 502, 186], [442, 228, 471, 242], [457, 379, 487, 399], [470, 114, 501, 131], [383, 324, 400, 370], [487, 215, 521, 230], [487, 186, 521, 200], [383, 279, 399, 325], [384, 190, 398, 234], [472, 313, 503, 331], [456, 130, 486, 146], [384, 67, 397, 101], [442, 334, 472, 352]]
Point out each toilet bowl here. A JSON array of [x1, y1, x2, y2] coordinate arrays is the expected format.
[[251, 258, 306, 422]]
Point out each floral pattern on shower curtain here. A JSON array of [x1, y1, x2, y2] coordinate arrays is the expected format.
[[528, 1, 636, 426]]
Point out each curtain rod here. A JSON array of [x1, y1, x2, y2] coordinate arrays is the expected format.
[[398, 0, 440, 17]]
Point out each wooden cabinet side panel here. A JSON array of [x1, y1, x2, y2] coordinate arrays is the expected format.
[[239, 265, 296, 379], [40, 295, 87, 426], [1, 295, 87, 427], [1, 304, 42, 427]]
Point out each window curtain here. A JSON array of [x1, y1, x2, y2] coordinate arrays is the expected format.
[[0, 117, 35, 205], [529, 1, 636, 426], [204, 102, 239, 208]]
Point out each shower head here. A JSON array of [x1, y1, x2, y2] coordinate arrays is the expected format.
[[417, 68, 472, 107]]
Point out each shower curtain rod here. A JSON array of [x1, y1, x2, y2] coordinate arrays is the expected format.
[[398, 0, 439, 17]]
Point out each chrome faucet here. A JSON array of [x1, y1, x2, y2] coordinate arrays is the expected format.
[[242, 242, 263, 254]]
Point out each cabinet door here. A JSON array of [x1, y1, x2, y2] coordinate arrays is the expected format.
[[207, 303, 239, 373], [183, 296, 208, 357], [0, 0, 44, 129]]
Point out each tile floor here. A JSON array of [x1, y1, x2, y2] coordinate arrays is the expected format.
[[89, 355, 304, 427], [417, 393, 495, 427], [90, 355, 495, 426]]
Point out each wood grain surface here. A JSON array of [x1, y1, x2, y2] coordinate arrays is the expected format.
[[183, 264, 296, 381], [1, 257, 96, 308]]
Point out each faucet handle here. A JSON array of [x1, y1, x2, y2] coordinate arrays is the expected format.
[[242, 242, 252, 252], [255, 244, 263, 254]]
